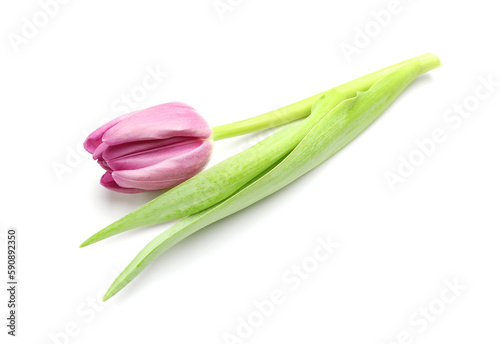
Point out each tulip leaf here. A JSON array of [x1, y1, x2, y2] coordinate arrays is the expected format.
[[103, 54, 441, 300]]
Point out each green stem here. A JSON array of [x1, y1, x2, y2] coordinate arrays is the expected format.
[[211, 94, 318, 141], [211, 53, 439, 141]]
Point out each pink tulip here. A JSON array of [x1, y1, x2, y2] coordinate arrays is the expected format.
[[84, 102, 213, 193]]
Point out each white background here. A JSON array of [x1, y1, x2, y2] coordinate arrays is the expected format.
[[1, 0, 499, 343]]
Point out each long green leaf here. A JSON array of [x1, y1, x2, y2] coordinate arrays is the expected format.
[[103, 54, 441, 300]]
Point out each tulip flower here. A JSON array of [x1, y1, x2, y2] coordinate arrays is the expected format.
[[84, 102, 215, 193], [85, 97, 325, 193], [81, 54, 441, 300]]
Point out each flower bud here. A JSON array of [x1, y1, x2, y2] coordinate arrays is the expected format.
[[84, 102, 213, 193]]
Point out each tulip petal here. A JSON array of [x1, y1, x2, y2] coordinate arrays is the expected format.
[[102, 102, 212, 146], [99, 137, 191, 161], [100, 172, 144, 194], [97, 158, 112, 172], [112, 140, 213, 191], [83, 111, 138, 154], [106, 139, 207, 171], [92, 142, 110, 160]]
